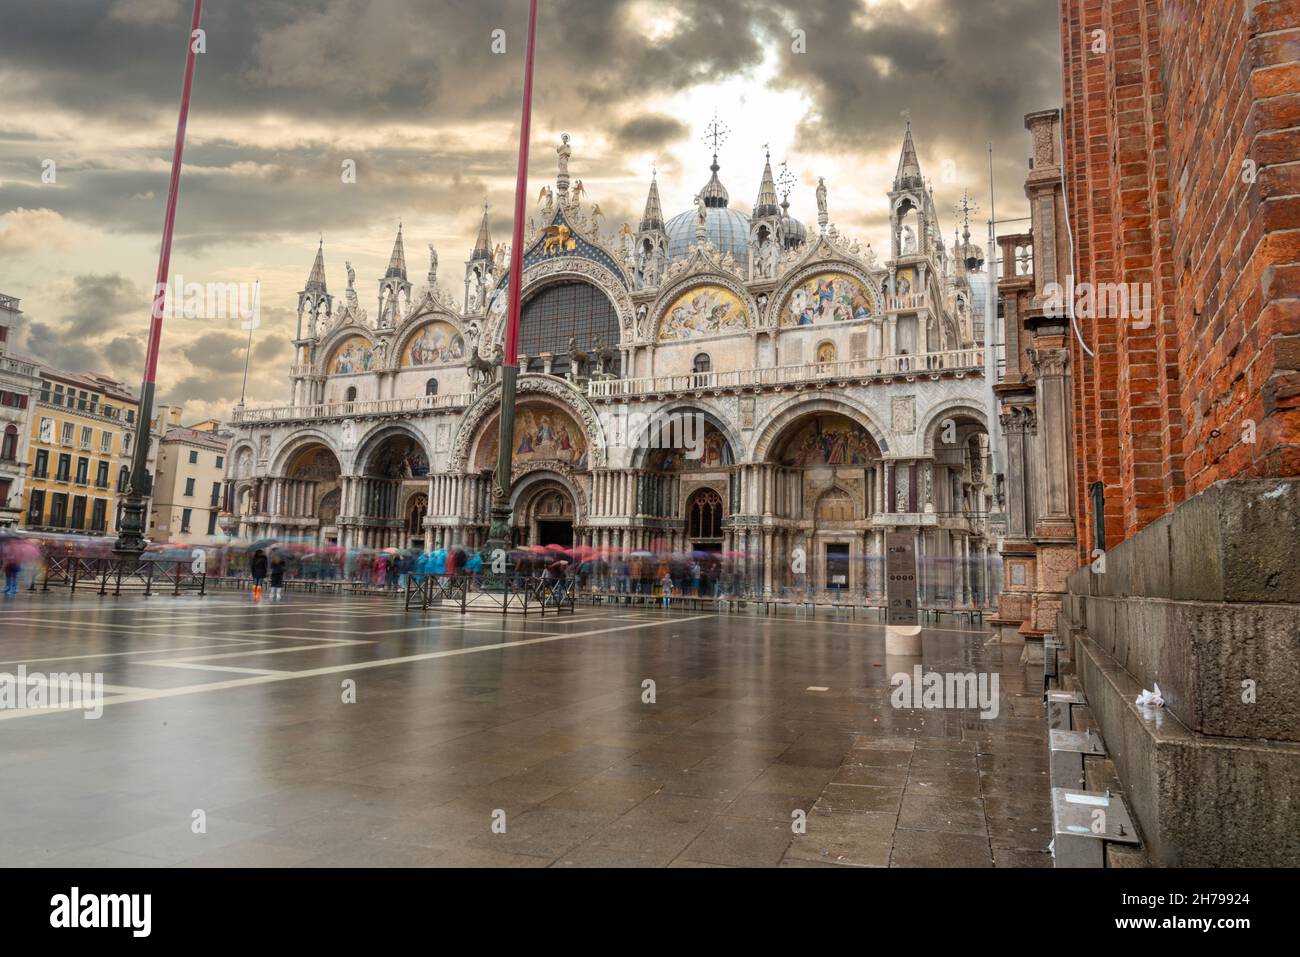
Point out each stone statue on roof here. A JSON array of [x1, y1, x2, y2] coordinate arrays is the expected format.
[[556, 134, 571, 177]]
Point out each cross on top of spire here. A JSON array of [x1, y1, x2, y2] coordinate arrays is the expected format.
[[777, 161, 796, 201], [953, 189, 980, 241], [698, 111, 732, 208], [702, 111, 730, 166]]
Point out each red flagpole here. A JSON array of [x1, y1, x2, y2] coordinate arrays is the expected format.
[[485, 0, 539, 554], [116, 0, 203, 552], [145, 0, 203, 381], [502, 0, 538, 366]]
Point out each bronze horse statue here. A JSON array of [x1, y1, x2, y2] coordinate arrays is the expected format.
[[567, 335, 589, 378], [467, 343, 502, 388]]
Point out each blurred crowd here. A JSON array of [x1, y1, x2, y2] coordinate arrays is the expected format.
[[1, 531, 995, 606]]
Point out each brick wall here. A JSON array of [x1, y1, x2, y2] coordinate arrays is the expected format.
[[1061, 0, 1300, 560]]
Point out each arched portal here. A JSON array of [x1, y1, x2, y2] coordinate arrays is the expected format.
[[279, 443, 343, 546], [514, 477, 577, 548], [765, 411, 883, 596], [631, 408, 736, 556], [355, 433, 429, 549], [920, 406, 995, 608]]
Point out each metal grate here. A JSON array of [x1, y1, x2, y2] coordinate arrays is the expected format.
[[519, 282, 621, 375]]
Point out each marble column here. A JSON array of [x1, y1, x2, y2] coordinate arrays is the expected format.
[[1028, 336, 1075, 526]]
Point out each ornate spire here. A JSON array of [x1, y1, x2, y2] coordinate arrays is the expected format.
[[754, 147, 779, 219], [471, 201, 492, 261], [953, 188, 978, 244], [699, 112, 731, 208], [306, 238, 327, 292], [639, 170, 664, 231], [895, 119, 923, 189], [385, 222, 407, 279]]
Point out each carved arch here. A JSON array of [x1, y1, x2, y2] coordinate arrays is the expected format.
[[751, 394, 889, 463], [768, 259, 885, 329], [648, 272, 758, 343], [267, 429, 344, 478], [918, 400, 989, 455], [483, 258, 636, 349], [447, 374, 607, 473]]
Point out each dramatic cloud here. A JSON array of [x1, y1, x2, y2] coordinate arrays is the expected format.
[[0, 0, 1061, 426], [0, 208, 77, 255], [617, 115, 691, 150]]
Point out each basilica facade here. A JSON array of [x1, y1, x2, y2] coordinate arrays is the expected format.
[[220, 127, 1000, 604]]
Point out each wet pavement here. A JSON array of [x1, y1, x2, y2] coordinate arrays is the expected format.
[[0, 594, 1051, 867]]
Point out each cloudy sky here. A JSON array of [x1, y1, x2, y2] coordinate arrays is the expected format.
[[0, 0, 1061, 424]]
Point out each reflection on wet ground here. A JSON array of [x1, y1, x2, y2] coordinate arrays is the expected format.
[[0, 595, 1049, 867]]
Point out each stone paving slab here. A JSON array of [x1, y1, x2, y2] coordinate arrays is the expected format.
[[0, 594, 1045, 867]]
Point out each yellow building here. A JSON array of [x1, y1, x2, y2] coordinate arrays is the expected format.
[[22, 367, 143, 536]]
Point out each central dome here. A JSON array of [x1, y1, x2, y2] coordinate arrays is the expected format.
[[665, 205, 751, 263], [664, 156, 753, 264]]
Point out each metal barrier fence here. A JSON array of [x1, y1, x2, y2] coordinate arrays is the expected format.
[[405, 574, 577, 616], [30, 556, 207, 597]]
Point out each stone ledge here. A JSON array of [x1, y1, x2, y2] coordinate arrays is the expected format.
[[1074, 633, 1300, 866], [1067, 478, 1298, 603], [1069, 594, 1300, 741]]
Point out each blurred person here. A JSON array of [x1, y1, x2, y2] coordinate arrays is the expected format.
[[269, 555, 286, 601], [660, 569, 673, 607], [250, 549, 268, 603], [3, 541, 21, 597]]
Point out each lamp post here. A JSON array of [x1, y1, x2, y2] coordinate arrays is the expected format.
[[115, 0, 203, 554], [484, 0, 539, 560]]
